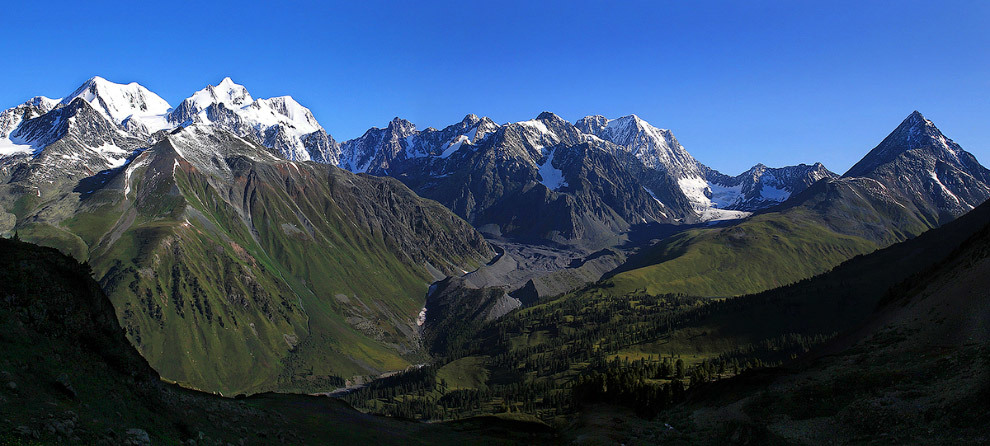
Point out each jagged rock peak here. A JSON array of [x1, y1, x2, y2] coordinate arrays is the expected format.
[[386, 117, 416, 135], [461, 113, 481, 125], [535, 111, 566, 123], [574, 115, 609, 134]]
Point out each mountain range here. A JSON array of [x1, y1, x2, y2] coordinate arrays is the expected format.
[[1, 77, 852, 245], [0, 75, 988, 444], [1, 76, 988, 396]]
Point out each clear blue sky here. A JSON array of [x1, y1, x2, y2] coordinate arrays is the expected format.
[[1, 0, 987, 175]]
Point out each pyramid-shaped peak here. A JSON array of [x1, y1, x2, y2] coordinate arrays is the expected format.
[[461, 113, 480, 125], [893, 110, 944, 142], [844, 111, 961, 178], [898, 110, 936, 132]]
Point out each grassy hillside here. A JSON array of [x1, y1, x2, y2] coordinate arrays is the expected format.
[[604, 176, 950, 299], [3, 130, 493, 395], [607, 207, 877, 297], [0, 237, 549, 445]]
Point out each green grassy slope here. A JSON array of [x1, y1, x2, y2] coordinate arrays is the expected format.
[[613, 193, 990, 366], [608, 208, 877, 297], [605, 176, 946, 298], [0, 237, 549, 446], [2, 130, 493, 395]]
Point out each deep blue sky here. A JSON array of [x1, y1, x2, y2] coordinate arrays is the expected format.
[[1, 1, 987, 174]]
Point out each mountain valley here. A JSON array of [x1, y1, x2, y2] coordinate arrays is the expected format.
[[0, 76, 988, 444]]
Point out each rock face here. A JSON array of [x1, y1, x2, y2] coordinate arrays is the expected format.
[[337, 112, 678, 246], [844, 111, 990, 222], [575, 114, 709, 210], [3, 98, 147, 188], [701, 162, 837, 211]]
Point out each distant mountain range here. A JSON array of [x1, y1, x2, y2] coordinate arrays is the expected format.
[[1, 77, 861, 246]]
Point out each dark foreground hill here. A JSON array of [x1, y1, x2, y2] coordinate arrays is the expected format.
[[565, 194, 990, 444], [0, 237, 552, 445]]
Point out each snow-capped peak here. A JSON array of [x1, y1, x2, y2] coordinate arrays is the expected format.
[[194, 77, 253, 109], [165, 78, 335, 162], [248, 96, 323, 134], [61, 76, 172, 133]]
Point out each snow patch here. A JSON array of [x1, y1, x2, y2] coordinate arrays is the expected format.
[[123, 155, 151, 196], [930, 171, 960, 204], [538, 150, 567, 191], [760, 184, 790, 202], [519, 119, 551, 135], [643, 186, 663, 205], [440, 134, 470, 158], [89, 143, 130, 168], [642, 186, 669, 218], [0, 138, 33, 156]]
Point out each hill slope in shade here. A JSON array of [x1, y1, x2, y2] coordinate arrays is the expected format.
[[0, 237, 551, 445], [664, 195, 990, 444]]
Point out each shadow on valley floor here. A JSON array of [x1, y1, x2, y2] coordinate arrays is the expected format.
[[599, 220, 710, 282]]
